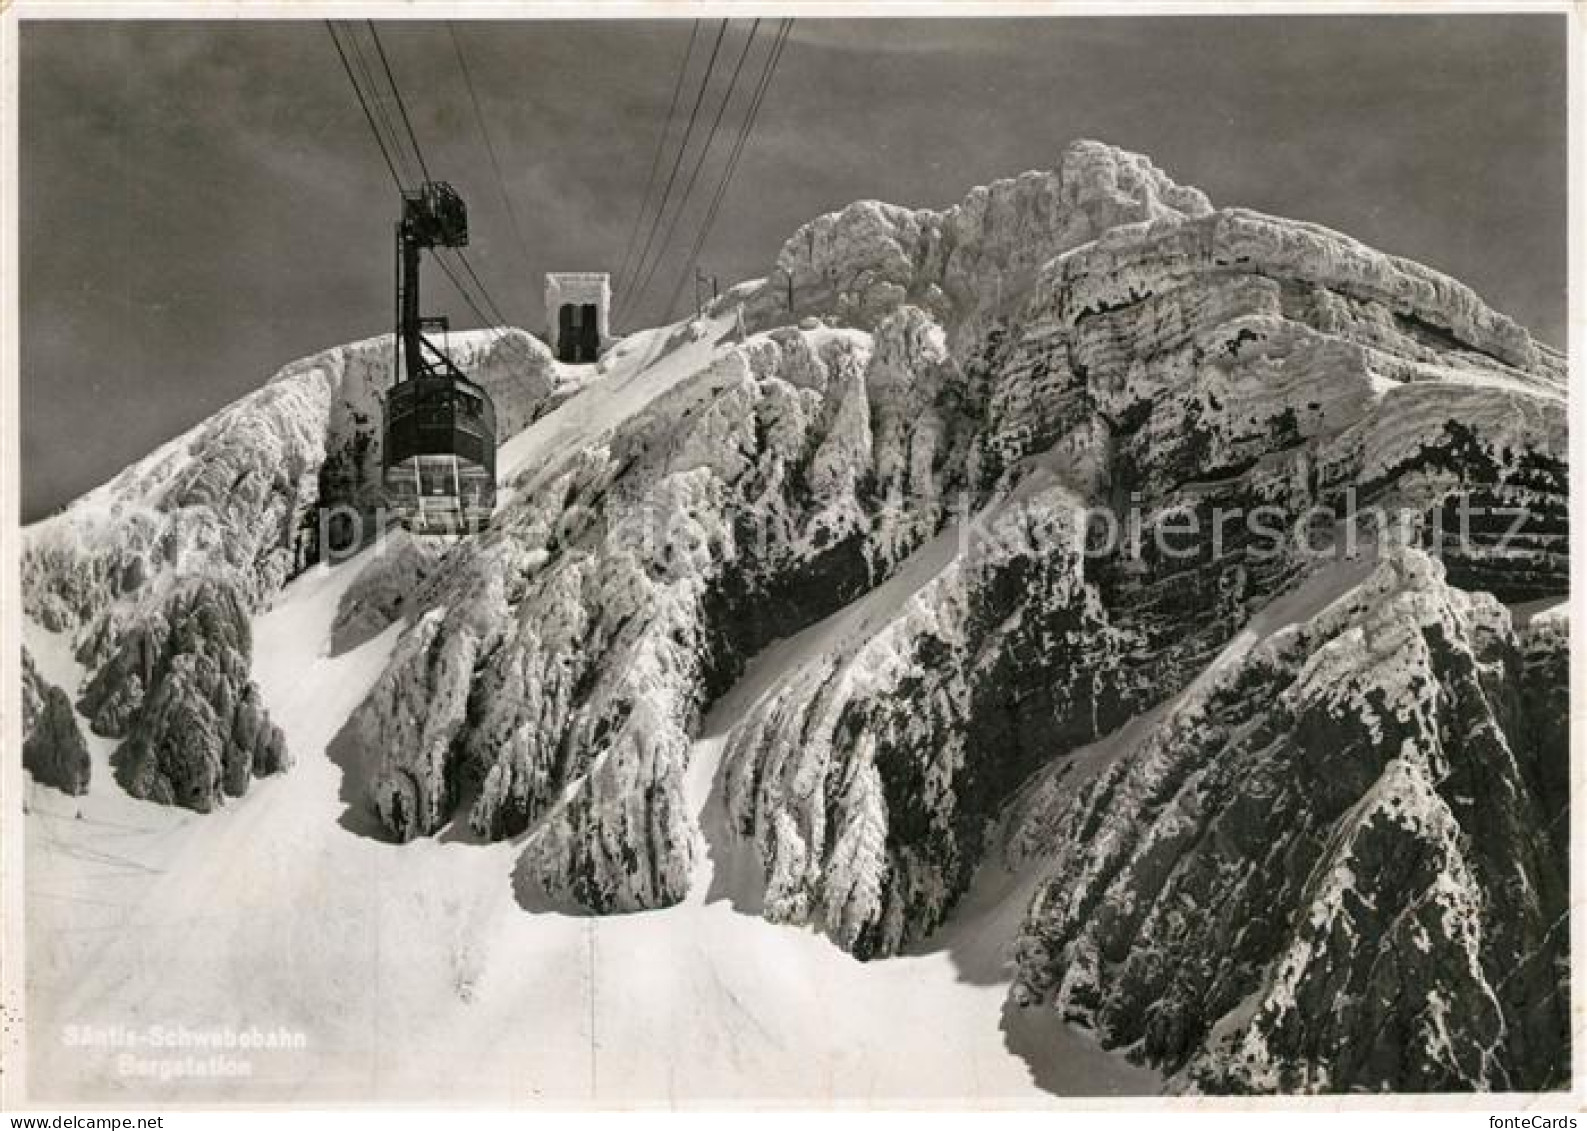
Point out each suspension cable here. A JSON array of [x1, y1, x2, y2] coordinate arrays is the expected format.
[[453, 249, 514, 330], [448, 22, 535, 291], [326, 21, 405, 191], [366, 21, 433, 184]]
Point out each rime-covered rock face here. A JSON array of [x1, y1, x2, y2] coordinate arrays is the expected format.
[[330, 529, 447, 654], [20, 329, 565, 813], [710, 141, 1566, 970], [21, 647, 91, 797], [20, 139, 1569, 1093], [1008, 552, 1569, 1093], [82, 576, 288, 810], [346, 142, 1564, 968], [22, 329, 560, 636]]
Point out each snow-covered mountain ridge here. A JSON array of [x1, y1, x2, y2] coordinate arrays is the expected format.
[[20, 140, 1567, 1094]]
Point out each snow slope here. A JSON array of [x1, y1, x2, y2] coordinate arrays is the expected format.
[[16, 540, 1380, 1104]]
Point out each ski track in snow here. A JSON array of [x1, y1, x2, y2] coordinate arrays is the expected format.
[[23, 319, 1163, 1105], [496, 316, 731, 507]]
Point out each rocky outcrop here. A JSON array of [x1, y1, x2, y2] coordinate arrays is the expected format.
[[21, 647, 43, 733], [344, 141, 1563, 937], [1009, 552, 1569, 1093], [719, 481, 1117, 956], [1517, 605, 1569, 862], [330, 529, 448, 654], [21, 647, 91, 796]]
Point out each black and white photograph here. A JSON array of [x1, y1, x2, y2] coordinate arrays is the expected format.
[[0, 2, 1576, 1116]]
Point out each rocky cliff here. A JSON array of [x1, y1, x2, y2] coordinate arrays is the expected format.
[[21, 329, 567, 812], [20, 140, 1568, 1092]]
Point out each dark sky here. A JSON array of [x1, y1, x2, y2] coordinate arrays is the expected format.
[[20, 15, 1567, 521]]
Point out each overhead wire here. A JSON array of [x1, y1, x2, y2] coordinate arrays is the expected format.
[[616, 18, 730, 325], [451, 248, 514, 330], [340, 17, 778, 351], [661, 19, 793, 322], [366, 21, 433, 184], [348, 28, 418, 185], [430, 251, 497, 330]]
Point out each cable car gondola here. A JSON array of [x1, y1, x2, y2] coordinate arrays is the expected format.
[[382, 182, 499, 535]]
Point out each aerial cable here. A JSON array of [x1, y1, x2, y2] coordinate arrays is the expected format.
[[448, 21, 536, 295], [670, 20, 792, 314], [342, 23, 420, 186], [335, 19, 526, 354], [616, 19, 736, 326], [662, 19, 793, 322], [613, 20, 702, 300], [618, 19, 730, 324], [430, 250, 497, 332], [624, 19, 763, 324], [433, 248, 542, 371], [366, 21, 434, 184]]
